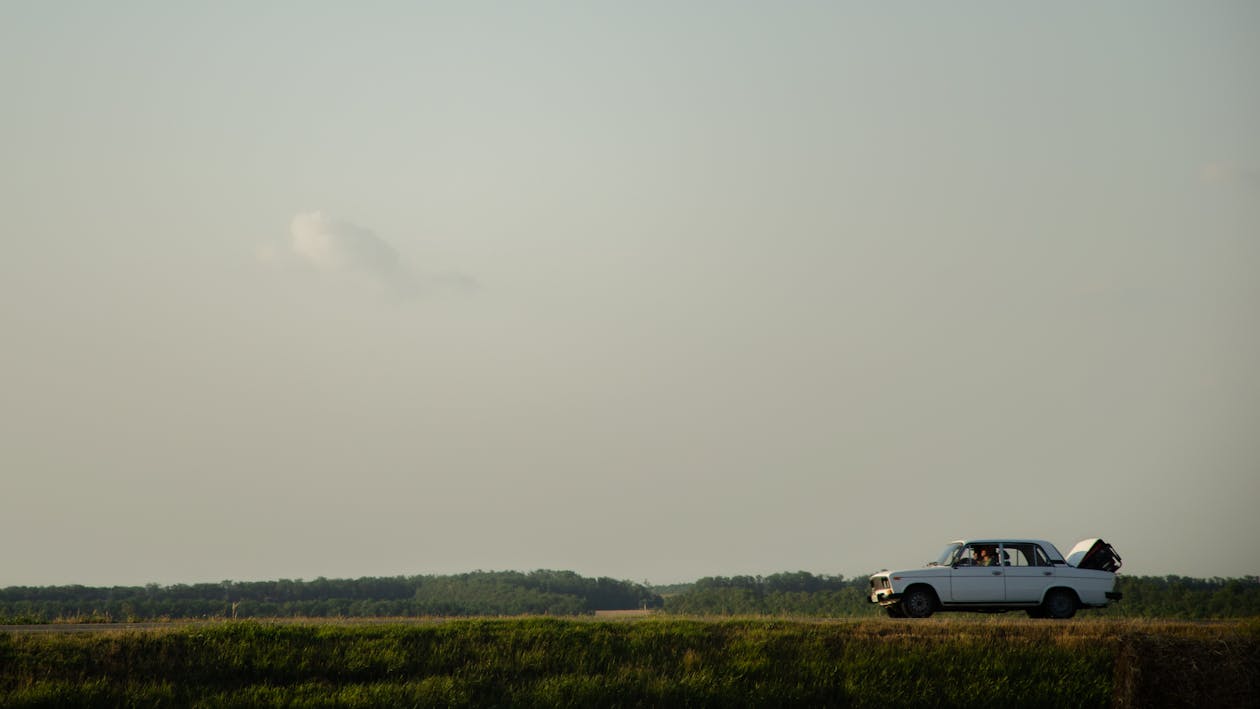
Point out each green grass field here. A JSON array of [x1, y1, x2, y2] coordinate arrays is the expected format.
[[1, 618, 1255, 707]]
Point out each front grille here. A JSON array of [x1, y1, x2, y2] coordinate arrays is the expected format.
[[870, 577, 890, 591]]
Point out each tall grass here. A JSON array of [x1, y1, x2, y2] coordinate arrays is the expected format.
[[0, 618, 1254, 707]]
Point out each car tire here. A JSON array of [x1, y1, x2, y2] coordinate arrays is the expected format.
[[885, 604, 907, 618], [901, 587, 936, 619], [1042, 589, 1077, 619]]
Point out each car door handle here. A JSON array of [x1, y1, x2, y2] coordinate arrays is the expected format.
[[1043, 571, 1053, 576], [991, 571, 1002, 576]]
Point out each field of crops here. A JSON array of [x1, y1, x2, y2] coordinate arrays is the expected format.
[[1, 617, 1256, 707]]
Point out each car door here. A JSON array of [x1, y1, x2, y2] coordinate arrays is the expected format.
[[949, 544, 1006, 602], [1001, 543, 1056, 603]]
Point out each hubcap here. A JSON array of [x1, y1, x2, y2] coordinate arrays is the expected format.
[[1048, 594, 1072, 617], [906, 593, 930, 615]]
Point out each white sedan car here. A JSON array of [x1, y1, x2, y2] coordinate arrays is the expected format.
[[869, 538, 1122, 619]]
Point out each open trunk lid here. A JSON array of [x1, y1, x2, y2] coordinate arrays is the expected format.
[[1066, 538, 1122, 571]]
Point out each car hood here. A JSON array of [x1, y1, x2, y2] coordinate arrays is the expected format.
[[871, 566, 950, 579]]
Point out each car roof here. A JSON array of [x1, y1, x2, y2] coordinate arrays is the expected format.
[[952, 538, 1056, 546]]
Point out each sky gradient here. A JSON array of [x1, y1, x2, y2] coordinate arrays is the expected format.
[[2, 2, 1258, 586]]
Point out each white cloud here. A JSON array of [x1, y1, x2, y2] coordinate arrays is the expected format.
[[289, 211, 402, 281], [258, 211, 477, 298]]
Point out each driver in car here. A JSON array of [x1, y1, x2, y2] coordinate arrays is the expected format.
[[975, 547, 997, 566]]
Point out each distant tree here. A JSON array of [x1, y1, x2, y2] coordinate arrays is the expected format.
[[4, 573, 1258, 622]]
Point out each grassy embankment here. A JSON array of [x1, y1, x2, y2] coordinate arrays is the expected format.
[[1, 618, 1256, 708]]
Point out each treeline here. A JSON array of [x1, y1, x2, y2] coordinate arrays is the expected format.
[[663, 573, 1260, 618], [3, 571, 1258, 623], [663, 572, 873, 616], [1096, 575, 1260, 619], [0, 571, 660, 623]]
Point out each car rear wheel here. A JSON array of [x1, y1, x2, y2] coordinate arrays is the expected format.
[[1042, 589, 1077, 619], [901, 587, 936, 619]]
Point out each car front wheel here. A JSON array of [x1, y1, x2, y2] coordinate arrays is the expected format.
[[901, 587, 936, 619], [885, 604, 907, 618], [1042, 590, 1077, 619]]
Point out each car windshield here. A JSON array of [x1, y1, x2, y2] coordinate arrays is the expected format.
[[931, 543, 963, 566]]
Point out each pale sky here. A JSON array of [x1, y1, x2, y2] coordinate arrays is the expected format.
[[2, 2, 1257, 587]]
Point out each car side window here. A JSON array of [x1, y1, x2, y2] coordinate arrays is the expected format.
[[1032, 546, 1051, 567], [961, 545, 1002, 567], [955, 546, 978, 566], [1001, 544, 1036, 567]]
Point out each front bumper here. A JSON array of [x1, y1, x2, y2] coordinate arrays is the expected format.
[[868, 591, 902, 605]]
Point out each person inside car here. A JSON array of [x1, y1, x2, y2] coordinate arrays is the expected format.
[[975, 547, 997, 567]]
